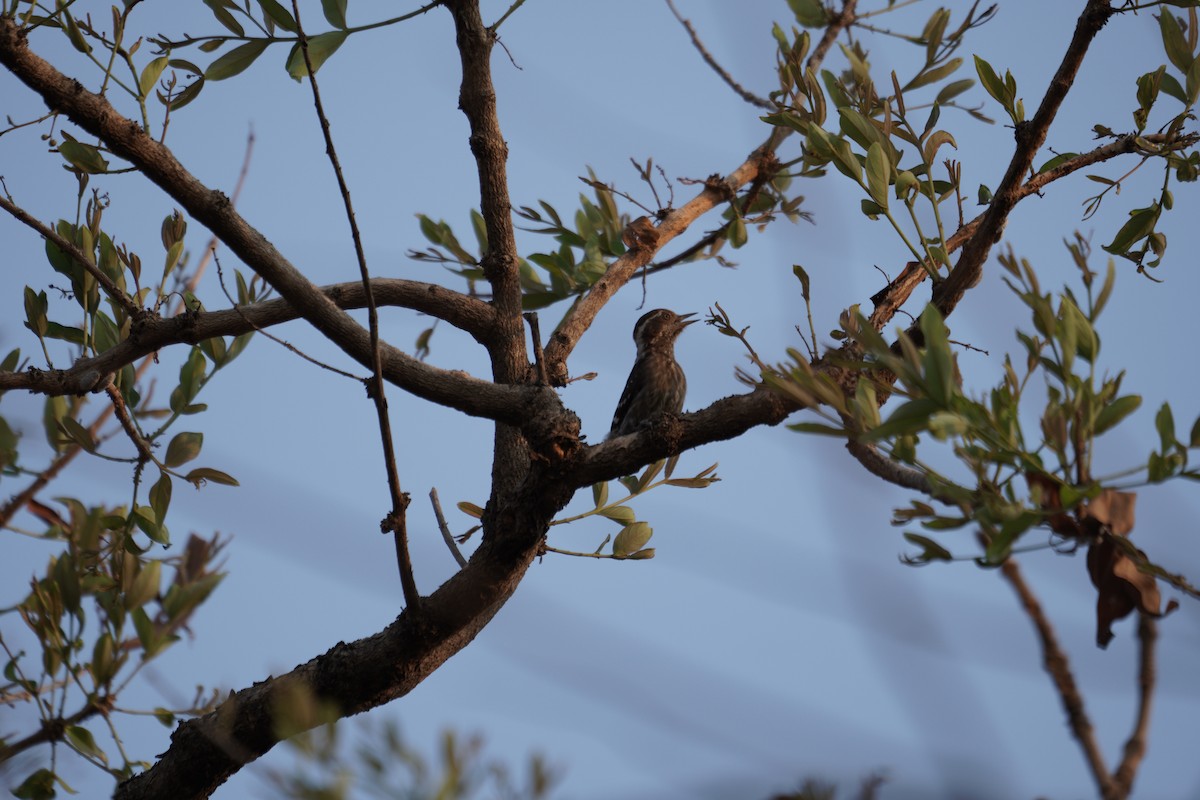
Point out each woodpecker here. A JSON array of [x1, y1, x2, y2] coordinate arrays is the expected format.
[[607, 309, 696, 439]]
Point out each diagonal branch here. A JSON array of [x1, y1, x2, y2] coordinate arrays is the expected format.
[[542, 0, 860, 385], [0, 16, 496, 422], [1111, 613, 1157, 797], [864, 130, 1195, 333], [665, 0, 772, 110], [929, 0, 1116, 320], [0, 193, 143, 319], [1000, 558, 1114, 799]]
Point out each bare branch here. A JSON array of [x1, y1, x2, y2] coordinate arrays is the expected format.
[[809, 0, 859, 71], [1000, 559, 1115, 799], [930, 0, 1115, 320], [291, 0, 418, 609], [1112, 613, 1158, 797], [103, 381, 153, 464], [665, 0, 772, 110], [430, 487, 468, 568]]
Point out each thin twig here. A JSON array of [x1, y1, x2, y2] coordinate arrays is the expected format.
[[104, 381, 153, 464], [186, 127, 255, 296], [665, 0, 772, 110], [214, 253, 362, 381], [809, 0, 859, 71], [1111, 613, 1157, 797], [523, 312, 548, 386], [0, 193, 142, 318], [429, 487, 467, 568], [291, 0, 419, 608], [999, 558, 1114, 798]]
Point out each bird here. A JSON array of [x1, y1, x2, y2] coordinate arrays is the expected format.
[[607, 309, 696, 439]]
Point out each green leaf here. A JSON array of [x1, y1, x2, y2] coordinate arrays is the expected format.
[[321, 0, 348, 28], [131, 606, 170, 657], [591, 481, 608, 508], [1159, 11, 1194, 73], [613, 521, 653, 557], [906, 57, 962, 91], [125, 560, 162, 610], [1094, 395, 1141, 435], [598, 505, 635, 525], [150, 472, 172, 522], [139, 56, 170, 96], [183, 467, 240, 487], [163, 432, 203, 468], [1155, 401, 1177, 452], [12, 768, 56, 800], [205, 39, 270, 81], [65, 725, 106, 762], [727, 216, 748, 248], [257, 0, 298, 32], [935, 78, 974, 104], [865, 142, 890, 209], [1103, 203, 1160, 255], [59, 140, 110, 174], [865, 398, 939, 440], [24, 287, 48, 337], [922, 130, 957, 169], [43, 395, 68, 452], [63, 11, 92, 53], [203, 0, 245, 35], [919, 305, 954, 405], [0, 347, 19, 373], [902, 532, 952, 563], [792, 264, 811, 301], [131, 505, 170, 546], [787, 421, 848, 436], [969, 55, 1008, 110], [787, 0, 827, 27], [58, 417, 96, 452], [285, 31, 348, 80]]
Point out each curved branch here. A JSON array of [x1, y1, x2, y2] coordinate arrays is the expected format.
[[0, 17, 501, 420], [0, 283, 523, 422], [864, 130, 1195, 332], [665, 0, 772, 110], [112, 488, 569, 800]]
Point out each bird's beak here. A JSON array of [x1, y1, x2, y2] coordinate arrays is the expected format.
[[678, 312, 698, 328]]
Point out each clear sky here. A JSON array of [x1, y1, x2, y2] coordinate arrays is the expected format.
[[3, 2, 1200, 799]]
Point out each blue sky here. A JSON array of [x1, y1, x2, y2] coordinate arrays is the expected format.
[[3, 2, 1200, 798]]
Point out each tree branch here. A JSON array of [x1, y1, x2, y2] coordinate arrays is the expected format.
[[664, 0, 772, 110], [930, 0, 1115, 319], [0, 16, 495, 423], [0, 193, 143, 319], [1000, 558, 1115, 799], [291, 0, 419, 609], [445, 0, 534, 513], [1111, 613, 1157, 797], [542, 0, 860, 385], [864, 130, 1194, 333]]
